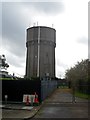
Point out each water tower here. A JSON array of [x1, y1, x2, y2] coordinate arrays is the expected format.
[[25, 26, 56, 78]]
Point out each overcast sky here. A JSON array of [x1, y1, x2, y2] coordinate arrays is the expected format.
[[0, 0, 88, 78]]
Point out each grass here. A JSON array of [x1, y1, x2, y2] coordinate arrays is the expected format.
[[75, 91, 90, 99]]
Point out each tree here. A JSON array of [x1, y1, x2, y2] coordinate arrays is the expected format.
[[65, 59, 89, 82], [0, 55, 9, 70], [65, 59, 89, 94]]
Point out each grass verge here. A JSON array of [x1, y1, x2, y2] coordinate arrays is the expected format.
[[75, 91, 90, 99]]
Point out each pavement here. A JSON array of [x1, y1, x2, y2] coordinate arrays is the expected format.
[[1, 103, 42, 119], [0, 88, 89, 119]]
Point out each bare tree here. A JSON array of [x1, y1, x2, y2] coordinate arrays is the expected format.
[[0, 55, 9, 70]]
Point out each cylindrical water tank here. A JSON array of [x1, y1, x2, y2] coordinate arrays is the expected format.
[[26, 26, 56, 78]]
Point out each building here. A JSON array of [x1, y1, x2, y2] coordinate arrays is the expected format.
[[25, 26, 56, 78]]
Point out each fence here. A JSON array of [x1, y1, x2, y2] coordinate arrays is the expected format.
[[2, 80, 41, 103], [2, 78, 57, 103], [41, 78, 57, 101]]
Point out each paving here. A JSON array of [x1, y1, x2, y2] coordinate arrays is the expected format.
[[1, 88, 89, 119], [32, 88, 89, 119], [1, 103, 41, 119]]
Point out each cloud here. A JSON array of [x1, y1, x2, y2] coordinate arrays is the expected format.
[[56, 58, 69, 78], [2, 3, 28, 57], [25, 2, 64, 15], [56, 58, 68, 69], [1, 48, 25, 68], [2, 0, 64, 4], [1, 1, 87, 78], [56, 67, 65, 78], [0, 3, 2, 37], [1, 2, 64, 76], [2, 2, 64, 57], [77, 37, 88, 45]]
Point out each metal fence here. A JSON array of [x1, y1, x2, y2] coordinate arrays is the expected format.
[[71, 84, 89, 103], [41, 79, 57, 101]]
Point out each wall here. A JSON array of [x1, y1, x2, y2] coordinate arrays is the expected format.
[[2, 79, 57, 103], [2, 80, 41, 103]]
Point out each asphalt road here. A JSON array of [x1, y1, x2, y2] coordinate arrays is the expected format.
[[31, 88, 88, 119]]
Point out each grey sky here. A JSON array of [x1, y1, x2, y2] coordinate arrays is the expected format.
[[1, 0, 88, 77], [2, 2, 64, 57], [1, 2, 64, 76], [77, 37, 88, 45]]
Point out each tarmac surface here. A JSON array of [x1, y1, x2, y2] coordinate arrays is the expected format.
[[1, 103, 41, 119], [0, 88, 89, 119], [32, 88, 88, 119]]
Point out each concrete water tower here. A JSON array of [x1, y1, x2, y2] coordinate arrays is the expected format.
[[25, 26, 56, 78]]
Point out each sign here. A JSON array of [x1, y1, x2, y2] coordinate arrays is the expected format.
[[23, 94, 35, 103]]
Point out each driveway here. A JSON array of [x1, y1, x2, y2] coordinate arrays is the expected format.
[[32, 88, 88, 119]]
